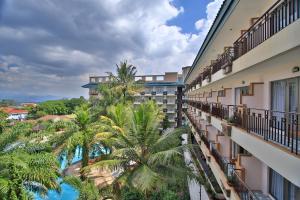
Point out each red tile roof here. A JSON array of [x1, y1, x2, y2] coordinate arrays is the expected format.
[[1, 107, 28, 114]]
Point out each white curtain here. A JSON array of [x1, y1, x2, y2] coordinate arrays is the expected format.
[[271, 81, 286, 125], [272, 81, 285, 112]]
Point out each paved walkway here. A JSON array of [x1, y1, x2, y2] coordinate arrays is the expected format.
[[182, 134, 209, 200]]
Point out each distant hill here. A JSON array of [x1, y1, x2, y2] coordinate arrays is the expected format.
[[0, 92, 64, 103]]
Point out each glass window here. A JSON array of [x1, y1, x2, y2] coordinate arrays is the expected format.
[[269, 168, 300, 200]]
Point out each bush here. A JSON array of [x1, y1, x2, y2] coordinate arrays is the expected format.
[[121, 187, 144, 200], [149, 188, 180, 200]]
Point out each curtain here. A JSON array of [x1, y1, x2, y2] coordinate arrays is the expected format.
[[270, 169, 284, 200], [272, 81, 286, 113], [288, 181, 300, 200], [271, 81, 286, 128]]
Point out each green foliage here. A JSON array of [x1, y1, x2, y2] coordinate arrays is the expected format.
[[107, 60, 141, 103], [162, 114, 170, 130], [0, 110, 8, 134], [88, 101, 196, 194], [38, 100, 69, 115], [64, 176, 100, 200], [121, 187, 144, 200], [0, 151, 60, 199], [152, 190, 179, 200], [28, 97, 87, 119]]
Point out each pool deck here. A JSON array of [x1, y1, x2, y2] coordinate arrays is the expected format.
[[64, 161, 114, 188]]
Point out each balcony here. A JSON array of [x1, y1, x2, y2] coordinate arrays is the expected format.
[[211, 47, 234, 75], [185, 109, 259, 200], [186, 100, 300, 155], [187, 0, 300, 90], [234, 0, 300, 60]]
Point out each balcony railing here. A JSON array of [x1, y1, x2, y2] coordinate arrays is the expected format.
[[234, 0, 300, 59], [187, 0, 300, 90], [211, 47, 234, 75], [230, 169, 258, 200], [186, 100, 300, 155], [186, 108, 261, 200]]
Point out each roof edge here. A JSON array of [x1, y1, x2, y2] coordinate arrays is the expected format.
[[184, 0, 235, 83]]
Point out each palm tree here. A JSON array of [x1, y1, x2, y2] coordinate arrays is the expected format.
[[90, 83, 123, 122], [63, 176, 100, 200], [0, 151, 60, 199], [87, 101, 196, 196], [52, 104, 104, 179], [107, 60, 139, 103]]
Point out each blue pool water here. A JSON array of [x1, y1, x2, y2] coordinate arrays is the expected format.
[[34, 145, 108, 200]]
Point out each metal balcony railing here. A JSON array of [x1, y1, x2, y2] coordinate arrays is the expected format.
[[211, 47, 234, 75], [187, 0, 300, 90], [185, 100, 300, 155], [234, 0, 300, 59]]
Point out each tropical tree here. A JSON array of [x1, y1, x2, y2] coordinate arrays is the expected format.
[[87, 101, 196, 196], [52, 104, 103, 180], [90, 83, 123, 122], [0, 110, 8, 134], [107, 60, 140, 103], [64, 176, 100, 200], [0, 151, 60, 199]]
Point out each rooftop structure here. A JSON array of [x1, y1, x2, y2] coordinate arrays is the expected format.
[[82, 71, 186, 128], [1, 107, 28, 121]]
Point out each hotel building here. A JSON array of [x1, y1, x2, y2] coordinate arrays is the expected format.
[[184, 0, 300, 200], [82, 72, 185, 128]]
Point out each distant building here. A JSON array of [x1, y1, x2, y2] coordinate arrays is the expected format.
[[82, 71, 186, 128], [37, 115, 74, 122], [21, 103, 37, 107], [2, 107, 28, 121]]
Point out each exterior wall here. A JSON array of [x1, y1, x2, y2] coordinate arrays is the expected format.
[[241, 83, 264, 109], [164, 72, 178, 82], [217, 136, 231, 158], [8, 113, 27, 120], [240, 155, 268, 192], [231, 126, 300, 187], [184, 1, 300, 199]]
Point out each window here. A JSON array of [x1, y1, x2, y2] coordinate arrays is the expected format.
[[271, 78, 300, 113], [269, 168, 300, 200], [235, 86, 249, 105], [145, 76, 153, 81], [156, 76, 164, 81], [218, 90, 225, 97], [90, 78, 96, 83]]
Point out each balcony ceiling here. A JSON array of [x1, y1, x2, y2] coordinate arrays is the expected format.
[[186, 0, 277, 84]]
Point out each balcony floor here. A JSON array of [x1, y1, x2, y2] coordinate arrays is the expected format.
[[253, 191, 272, 200]]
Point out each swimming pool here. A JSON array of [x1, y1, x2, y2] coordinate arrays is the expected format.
[[34, 145, 108, 200]]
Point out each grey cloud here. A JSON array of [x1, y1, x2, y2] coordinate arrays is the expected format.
[[0, 0, 223, 98]]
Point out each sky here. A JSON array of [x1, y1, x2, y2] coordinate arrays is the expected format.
[[0, 0, 224, 100]]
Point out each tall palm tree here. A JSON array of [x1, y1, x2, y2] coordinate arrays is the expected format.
[[87, 101, 196, 195], [0, 151, 60, 199], [53, 104, 103, 179], [107, 60, 139, 103]]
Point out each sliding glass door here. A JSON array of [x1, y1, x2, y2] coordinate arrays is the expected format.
[[271, 77, 300, 113]]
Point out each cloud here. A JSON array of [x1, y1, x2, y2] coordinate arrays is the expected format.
[[195, 19, 205, 30], [0, 0, 223, 99], [194, 0, 223, 32]]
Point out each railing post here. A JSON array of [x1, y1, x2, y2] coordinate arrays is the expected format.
[[265, 110, 269, 141]]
